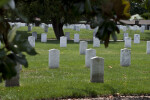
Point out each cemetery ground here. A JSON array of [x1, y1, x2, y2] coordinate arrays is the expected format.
[[0, 27, 150, 100]]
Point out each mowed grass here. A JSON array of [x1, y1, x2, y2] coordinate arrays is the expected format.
[[0, 27, 150, 100]]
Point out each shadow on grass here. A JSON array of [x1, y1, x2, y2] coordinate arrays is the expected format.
[[16, 31, 41, 39]]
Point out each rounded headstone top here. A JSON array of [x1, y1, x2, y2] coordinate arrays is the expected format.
[[91, 56, 104, 60]]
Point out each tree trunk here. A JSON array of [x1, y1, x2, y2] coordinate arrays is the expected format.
[[52, 18, 64, 40]]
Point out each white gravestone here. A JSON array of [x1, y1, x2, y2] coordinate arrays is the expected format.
[[5, 63, 21, 87], [76, 26, 80, 31], [28, 36, 35, 47], [125, 37, 131, 48], [80, 41, 88, 55], [86, 25, 90, 30], [123, 26, 127, 32], [140, 26, 145, 33], [93, 37, 100, 47], [0, 41, 1, 48], [28, 25, 32, 32], [74, 34, 79, 43], [147, 41, 150, 54], [41, 33, 47, 42], [44, 25, 48, 32], [134, 34, 140, 43], [60, 36, 67, 47], [32, 32, 37, 40], [90, 56, 104, 83], [123, 33, 128, 41], [120, 48, 131, 66], [65, 32, 70, 40], [85, 49, 96, 68], [49, 49, 60, 68]]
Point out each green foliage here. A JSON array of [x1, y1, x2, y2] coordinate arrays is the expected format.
[[141, 13, 150, 19], [0, 0, 37, 81]]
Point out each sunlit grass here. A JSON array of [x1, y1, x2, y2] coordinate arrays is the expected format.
[[0, 27, 150, 100]]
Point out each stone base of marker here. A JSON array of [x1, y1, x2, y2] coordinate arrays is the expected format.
[[90, 57, 104, 83], [49, 49, 60, 68], [5, 63, 21, 87], [85, 49, 96, 68], [120, 48, 131, 66], [147, 41, 150, 54], [79, 41, 88, 55]]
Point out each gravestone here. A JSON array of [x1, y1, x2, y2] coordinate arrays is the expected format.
[[123, 26, 127, 32], [79, 41, 88, 55], [65, 32, 70, 40], [123, 33, 128, 41], [134, 34, 140, 43], [74, 34, 79, 43], [86, 25, 90, 30], [120, 48, 131, 66], [85, 49, 96, 67], [49, 49, 60, 68], [147, 41, 150, 54], [93, 37, 100, 47], [28, 24, 32, 32], [125, 37, 131, 48], [32, 32, 37, 40], [90, 56, 104, 83], [41, 33, 47, 42], [60, 36, 67, 47], [0, 41, 1, 48], [76, 26, 80, 31], [5, 63, 21, 87], [141, 26, 145, 33], [28, 36, 35, 47], [44, 25, 48, 32]]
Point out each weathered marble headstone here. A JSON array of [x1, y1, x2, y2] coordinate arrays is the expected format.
[[147, 41, 150, 54], [5, 63, 21, 87], [49, 49, 60, 68], [60, 36, 67, 47], [28, 36, 35, 47], [85, 49, 96, 67], [41, 33, 47, 42], [28, 24, 32, 32], [90, 56, 104, 83], [32, 32, 37, 40], [120, 48, 131, 66], [125, 37, 131, 48], [79, 41, 88, 55], [93, 37, 100, 47], [65, 32, 70, 40], [123, 33, 128, 41], [74, 34, 79, 43], [134, 34, 140, 43], [44, 25, 48, 32]]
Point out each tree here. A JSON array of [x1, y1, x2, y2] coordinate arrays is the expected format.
[[0, 0, 37, 82], [16, 0, 130, 45]]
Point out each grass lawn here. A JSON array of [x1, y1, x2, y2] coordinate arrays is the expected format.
[[0, 27, 150, 100]]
